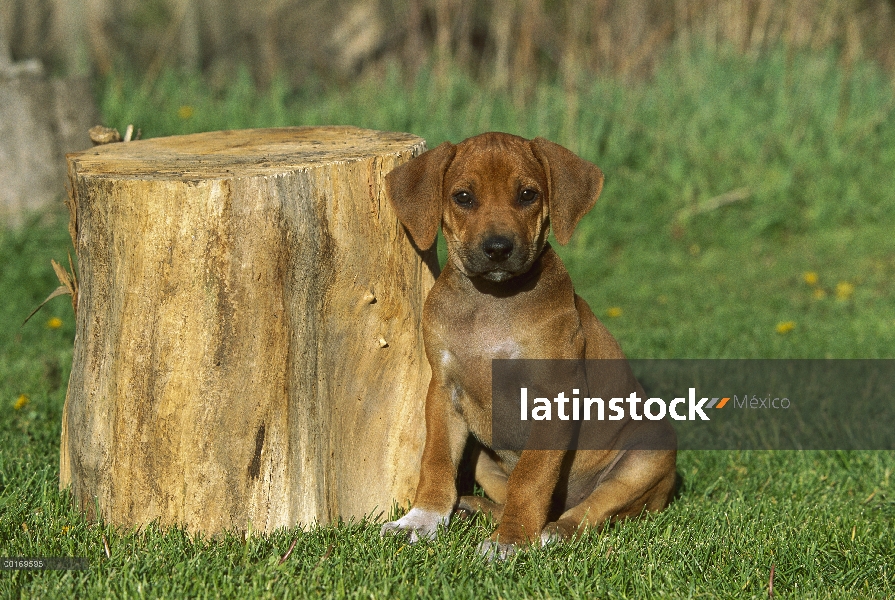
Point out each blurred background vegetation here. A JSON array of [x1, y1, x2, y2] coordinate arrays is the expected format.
[[4, 0, 895, 89]]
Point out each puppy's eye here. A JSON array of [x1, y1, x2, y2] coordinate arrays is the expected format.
[[453, 191, 474, 207], [519, 188, 539, 206]]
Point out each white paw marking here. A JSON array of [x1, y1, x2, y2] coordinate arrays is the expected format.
[[380, 507, 450, 543]]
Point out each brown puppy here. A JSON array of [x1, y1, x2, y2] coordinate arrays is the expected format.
[[380, 132, 676, 557]]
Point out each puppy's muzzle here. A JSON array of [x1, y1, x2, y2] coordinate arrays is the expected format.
[[459, 233, 534, 282], [482, 235, 514, 263]]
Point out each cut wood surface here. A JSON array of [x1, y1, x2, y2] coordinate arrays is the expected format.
[[61, 126, 436, 533]]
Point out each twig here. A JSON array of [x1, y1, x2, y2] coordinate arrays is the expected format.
[[768, 563, 775, 599], [675, 187, 752, 223], [22, 286, 70, 326], [22, 254, 79, 326], [102, 533, 111, 559], [314, 542, 335, 568], [278, 538, 297, 565]]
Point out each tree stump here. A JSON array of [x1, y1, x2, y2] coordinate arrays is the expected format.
[[61, 126, 437, 533]]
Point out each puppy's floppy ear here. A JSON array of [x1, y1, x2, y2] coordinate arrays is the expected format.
[[530, 137, 604, 245], [385, 141, 456, 250]]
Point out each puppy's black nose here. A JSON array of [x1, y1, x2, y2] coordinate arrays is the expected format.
[[482, 235, 514, 262]]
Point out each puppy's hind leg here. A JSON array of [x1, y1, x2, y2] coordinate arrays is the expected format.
[[540, 449, 677, 544], [457, 446, 508, 520]]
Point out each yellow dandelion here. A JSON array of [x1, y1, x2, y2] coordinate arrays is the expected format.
[[178, 105, 194, 120], [836, 281, 854, 300], [606, 307, 623, 318], [62, 525, 70, 534], [14, 394, 29, 410], [47, 317, 63, 329], [776, 321, 796, 335], [813, 288, 826, 300], [803, 271, 818, 286]]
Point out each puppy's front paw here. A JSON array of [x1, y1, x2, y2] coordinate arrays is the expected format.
[[477, 539, 518, 561], [477, 525, 528, 561], [380, 507, 450, 543]]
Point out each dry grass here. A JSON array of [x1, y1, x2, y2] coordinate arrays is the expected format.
[[4, 0, 895, 88]]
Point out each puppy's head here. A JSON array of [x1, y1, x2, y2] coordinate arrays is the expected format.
[[386, 132, 604, 282]]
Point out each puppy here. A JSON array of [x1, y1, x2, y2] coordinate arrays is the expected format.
[[381, 132, 676, 557]]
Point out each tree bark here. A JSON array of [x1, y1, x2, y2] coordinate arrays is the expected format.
[[61, 126, 436, 534]]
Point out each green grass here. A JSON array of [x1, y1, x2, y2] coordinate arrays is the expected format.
[[2, 45, 895, 597]]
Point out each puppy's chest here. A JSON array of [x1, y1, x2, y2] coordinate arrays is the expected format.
[[431, 304, 538, 440], [436, 303, 531, 372]]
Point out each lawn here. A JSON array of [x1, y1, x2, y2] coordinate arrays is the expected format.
[[2, 44, 894, 598]]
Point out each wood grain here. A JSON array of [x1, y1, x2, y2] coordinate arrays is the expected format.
[[61, 126, 436, 533]]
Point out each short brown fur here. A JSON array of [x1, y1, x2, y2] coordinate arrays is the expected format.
[[381, 132, 677, 557]]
